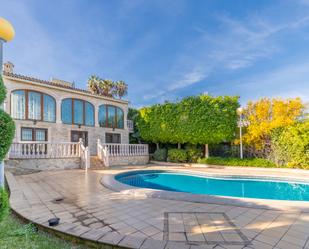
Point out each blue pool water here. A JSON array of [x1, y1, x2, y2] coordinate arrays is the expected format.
[[115, 170, 309, 201]]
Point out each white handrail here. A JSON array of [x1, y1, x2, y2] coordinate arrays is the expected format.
[[97, 140, 149, 167]]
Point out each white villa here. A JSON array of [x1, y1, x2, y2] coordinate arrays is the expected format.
[[2, 62, 148, 169]]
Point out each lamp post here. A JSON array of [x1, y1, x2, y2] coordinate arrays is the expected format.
[[237, 107, 244, 159], [0, 17, 15, 187]]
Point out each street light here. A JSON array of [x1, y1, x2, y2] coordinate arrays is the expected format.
[[0, 17, 15, 187], [237, 107, 244, 159]]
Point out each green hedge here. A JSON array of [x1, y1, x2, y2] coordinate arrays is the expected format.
[[0, 111, 15, 160], [0, 188, 9, 222], [197, 157, 277, 168], [0, 77, 6, 104], [153, 148, 167, 161], [0, 76, 15, 161], [271, 121, 309, 169], [168, 149, 187, 163], [185, 145, 203, 163]]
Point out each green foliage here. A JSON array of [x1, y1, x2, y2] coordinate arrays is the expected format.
[[87, 75, 128, 99], [0, 188, 9, 222], [0, 76, 15, 161], [185, 145, 203, 163], [0, 111, 15, 160], [0, 77, 6, 104], [0, 215, 85, 249], [153, 148, 167, 161], [271, 120, 309, 169], [197, 157, 277, 167], [168, 149, 188, 163], [128, 108, 141, 143], [137, 95, 239, 145]]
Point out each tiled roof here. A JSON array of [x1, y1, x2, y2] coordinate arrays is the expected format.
[[3, 71, 128, 103]]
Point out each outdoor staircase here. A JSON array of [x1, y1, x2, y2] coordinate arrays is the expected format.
[[90, 156, 105, 169]]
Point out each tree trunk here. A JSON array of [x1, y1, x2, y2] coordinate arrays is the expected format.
[[204, 144, 209, 158], [156, 143, 159, 150], [178, 143, 181, 149]]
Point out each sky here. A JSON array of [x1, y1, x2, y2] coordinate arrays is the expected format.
[[1, 0, 309, 108]]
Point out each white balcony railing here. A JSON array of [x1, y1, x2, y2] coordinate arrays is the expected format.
[[97, 139, 148, 167], [8, 139, 90, 169], [127, 120, 134, 133]]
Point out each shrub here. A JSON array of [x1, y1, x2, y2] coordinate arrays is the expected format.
[[168, 149, 187, 163], [0, 77, 6, 104], [197, 157, 277, 168], [185, 145, 203, 163], [153, 148, 167, 161], [271, 121, 309, 169], [0, 188, 9, 222], [0, 111, 15, 160]]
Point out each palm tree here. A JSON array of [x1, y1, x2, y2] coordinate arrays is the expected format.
[[115, 80, 128, 99], [87, 75, 100, 95], [99, 79, 114, 97]]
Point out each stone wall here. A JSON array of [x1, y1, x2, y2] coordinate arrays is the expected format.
[[3, 76, 130, 155], [6, 158, 81, 171], [108, 155, 149, 166]]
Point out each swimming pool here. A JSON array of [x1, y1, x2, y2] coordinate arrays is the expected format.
[[115, 170, 309, 201]]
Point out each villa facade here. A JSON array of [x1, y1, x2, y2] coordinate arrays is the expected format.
[[2, 62, 133, 156]]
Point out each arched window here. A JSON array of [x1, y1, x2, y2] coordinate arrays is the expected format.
[[11, 90, 56, 122], [61, 98, 94, 126], [98, 105, 124, 129]]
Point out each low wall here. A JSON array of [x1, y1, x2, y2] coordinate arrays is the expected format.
[[6, 158, 81, 171], [108, 155, 149, 166]]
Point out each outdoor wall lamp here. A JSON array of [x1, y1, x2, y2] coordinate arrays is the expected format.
[[237, 107, 246, 159], [78, 124, 82, 129]]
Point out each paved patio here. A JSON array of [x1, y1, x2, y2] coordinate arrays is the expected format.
[[5, 166, 309, 249]]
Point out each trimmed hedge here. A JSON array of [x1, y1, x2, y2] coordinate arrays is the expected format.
[[0, 77, 6, 104], [153, 148, 167, 161], [0, 75, 15, 161], [198, 157, 277, 168], [0, 111, 15, 160], [185, 145, 203, 163], [0, 188, 9, 222], [168, 149, 187, 163]]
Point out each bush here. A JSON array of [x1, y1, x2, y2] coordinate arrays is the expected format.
[[271, 121, 309, 169], [168, 149, 187, 163], [153, 148, 167, 161], [0, 111, 15, 160], [197, 157, 277, 168], [0, 77, 6, 104], [185, 145, 203, 163], [0, 188, 9, 222]]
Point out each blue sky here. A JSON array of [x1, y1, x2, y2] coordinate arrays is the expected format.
[[1, 0, 309, 107]]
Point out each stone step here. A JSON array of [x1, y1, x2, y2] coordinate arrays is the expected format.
[[90, 156, 106, 169]]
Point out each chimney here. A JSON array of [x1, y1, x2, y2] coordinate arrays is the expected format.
[[3, 61, 14, 73]]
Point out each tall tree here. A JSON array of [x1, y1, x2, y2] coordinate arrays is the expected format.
[[99, 79, 114, 97], [87, 75, 100, 95], [114, 80, 128, 99], [242, 97, 304, 157]]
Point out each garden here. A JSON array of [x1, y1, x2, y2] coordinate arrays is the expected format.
[[130, 94, 308, 169]]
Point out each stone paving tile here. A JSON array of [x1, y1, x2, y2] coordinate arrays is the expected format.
[[98, 231, 124, 245], [118, 235, 146, 248], [5, 169, 309, 249]]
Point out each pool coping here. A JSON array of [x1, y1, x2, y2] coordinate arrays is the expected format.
[[101, 167, 309, 212]]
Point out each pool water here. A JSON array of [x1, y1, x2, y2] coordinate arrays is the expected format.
[[115, 170, 309, 201]]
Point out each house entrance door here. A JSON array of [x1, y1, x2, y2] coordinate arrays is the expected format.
[[71, 130, 88, 146]]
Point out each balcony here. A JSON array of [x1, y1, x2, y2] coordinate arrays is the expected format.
[[127, 120, 134, 133]]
